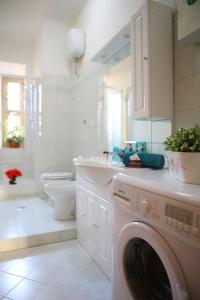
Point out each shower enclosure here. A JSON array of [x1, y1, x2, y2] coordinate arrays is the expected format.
[[0, 78, 41, 199]]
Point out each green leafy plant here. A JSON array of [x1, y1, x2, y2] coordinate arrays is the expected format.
[[164, 125, 200, 152], [6, 126, 24, 145], [187, 0, 197, 6]]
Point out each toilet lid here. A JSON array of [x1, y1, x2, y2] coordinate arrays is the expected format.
[[41, 172, 73, 180]]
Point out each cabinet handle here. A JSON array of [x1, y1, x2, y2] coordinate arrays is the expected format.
[[144, 56, 148, 60], [81, 214, 85, 217]]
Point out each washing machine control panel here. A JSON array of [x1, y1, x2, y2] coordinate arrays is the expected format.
[[112, 179, 200, 243], [133, 187, 200, 242]]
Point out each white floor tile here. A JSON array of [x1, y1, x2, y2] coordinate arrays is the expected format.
[[0, 272, 23, 296], [0, 240, 112, 300], [6, 279, 45, 300], [86, 262, 106, 278], [0, 259, 20, 272], [48, 269, 83, 291], [27, 264, 62, 284], [7, 260, 40, 278], [67, 291, 101, 300], [63, 252, 92, 274], [75, 274, 110, 300], [104, 282, 112, 300], [35, 286, 70, 300]]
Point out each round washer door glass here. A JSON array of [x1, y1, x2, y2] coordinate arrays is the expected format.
[[124, 237, 172, 300]]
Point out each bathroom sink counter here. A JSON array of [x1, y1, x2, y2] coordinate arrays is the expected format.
[[73, 157, 125, 171], [74, 157, 125, 193]]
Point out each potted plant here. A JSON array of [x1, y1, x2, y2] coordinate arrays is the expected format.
[[164, 125, 200, 184], [5, 126, 24, 148], [5, 169, 22, 185]]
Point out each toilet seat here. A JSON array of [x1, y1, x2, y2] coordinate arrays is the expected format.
[[41, 172, 73, 180]]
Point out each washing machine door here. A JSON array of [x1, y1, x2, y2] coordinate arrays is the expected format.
[[117, 222, 189, 300]]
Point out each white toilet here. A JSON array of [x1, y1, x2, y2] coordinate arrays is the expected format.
[[41, 172, 76, 220]]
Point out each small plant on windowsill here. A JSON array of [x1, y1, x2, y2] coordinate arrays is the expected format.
[[5, 126, 24, 148]]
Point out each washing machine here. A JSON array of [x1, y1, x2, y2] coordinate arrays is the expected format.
[[112, 173, 200, 300]]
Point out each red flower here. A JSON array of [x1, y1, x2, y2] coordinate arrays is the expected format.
[[5, 169, 23, 179]]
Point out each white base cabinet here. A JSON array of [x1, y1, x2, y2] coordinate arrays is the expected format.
[[76, 185, 112, 278]]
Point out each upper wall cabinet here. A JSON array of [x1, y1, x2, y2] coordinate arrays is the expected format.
[[131, 0, 173, 120], [178, 0, 200, 44]]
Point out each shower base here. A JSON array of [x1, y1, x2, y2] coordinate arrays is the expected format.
[[0, 197, 76, 252]]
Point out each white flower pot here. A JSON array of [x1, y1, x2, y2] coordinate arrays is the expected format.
[[166, 151, 200, 184]]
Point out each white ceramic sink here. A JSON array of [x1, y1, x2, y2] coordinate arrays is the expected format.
[[73, 157, 125, 186]]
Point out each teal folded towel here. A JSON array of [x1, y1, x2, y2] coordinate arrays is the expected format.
[[119, 148, 165, 169], [138, 153, 165, 169]]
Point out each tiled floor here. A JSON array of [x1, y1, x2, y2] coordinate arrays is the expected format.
[[0, 240, 112, 300]]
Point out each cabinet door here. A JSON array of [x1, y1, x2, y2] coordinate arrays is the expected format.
[[96, 196, 112, 277], [76, 186, 88, 238], [131, 1, 150, 119], [87, 190, 98, 257]]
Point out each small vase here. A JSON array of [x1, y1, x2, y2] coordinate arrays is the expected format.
[[9, 176, 17, 185], [166, 151, 200, 184]]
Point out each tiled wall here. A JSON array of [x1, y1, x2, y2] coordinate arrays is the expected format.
[[69, 16, 200, 162], [69, 70, 103, 171], [38, 74, 71, 174], [174, 16, 200, 129]]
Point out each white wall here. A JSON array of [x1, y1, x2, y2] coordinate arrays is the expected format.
[[69, 69, 103, 171], [174, 15, 200, 129], [74, 0, 144, 63], [0, 39, 34, 76], [0, 17, 73, 179], [74, 0, 176, 64], [177, 0, 200, 43], [40, 18, 70, 76], [69, 0, 144, 163], [39, 74, 71, 173], [69, 0, 175, 160], [32, 18, 73, 176]]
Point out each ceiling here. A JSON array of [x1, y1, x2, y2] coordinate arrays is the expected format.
[[0, 0, 86, 44]]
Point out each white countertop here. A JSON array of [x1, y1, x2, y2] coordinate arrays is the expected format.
[[73, 157, 124, 172], [114, 169, 200, 206]]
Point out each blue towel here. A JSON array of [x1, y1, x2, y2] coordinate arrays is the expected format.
[[138, 153, 165, 169]]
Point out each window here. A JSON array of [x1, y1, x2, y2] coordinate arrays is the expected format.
[[105, 87, 126, 151], [1, 77, 25, 148]]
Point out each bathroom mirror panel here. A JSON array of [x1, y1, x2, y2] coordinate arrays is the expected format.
[[93, 22, 172, 154]]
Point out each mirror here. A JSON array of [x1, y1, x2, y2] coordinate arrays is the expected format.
[[92, 23, 172, 155]]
